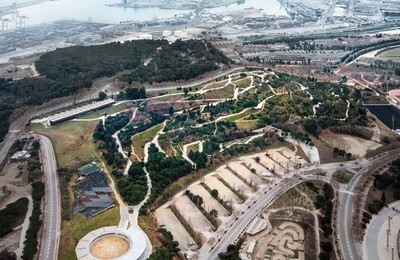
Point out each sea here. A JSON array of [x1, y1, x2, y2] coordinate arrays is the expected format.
[[0, 0, 287, 29]]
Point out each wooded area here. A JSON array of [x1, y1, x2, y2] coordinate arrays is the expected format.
[[0, 39, 229, 142]]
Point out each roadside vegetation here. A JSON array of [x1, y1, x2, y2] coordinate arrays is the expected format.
[[0, 197, 29, 238], [332, 170, 355, 184], [58, 207, 120, 260], [148, 228, 180, 260], [365, 159, 400, 218], [28, 121, 99, 169], [22, 181, 45, 260]]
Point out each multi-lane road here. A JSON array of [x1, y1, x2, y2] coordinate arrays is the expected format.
[[202, 177, 302, 260], [337, 167, 364, 260], [200, 158, 381, 260], [37, 135, 60, 260]]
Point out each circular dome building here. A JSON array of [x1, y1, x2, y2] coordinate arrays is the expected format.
[[76, 226, 146, 260]]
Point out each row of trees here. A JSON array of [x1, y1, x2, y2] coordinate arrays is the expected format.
[[22, 181, 45, 260], [368, 159, 400, 214], [116, 87, 146, 100], [149, 228, 180, 260]]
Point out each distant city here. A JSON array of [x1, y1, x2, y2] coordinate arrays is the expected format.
[[0, 0, 399, 61]]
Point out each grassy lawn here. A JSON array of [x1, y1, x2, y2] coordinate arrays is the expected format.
[[28, 121, 99, 169], [233, 77, 252, 88], [138, 215, 162, 249], [236, 120, 259, 130], [203, 84, 234, 99], [202, 80, 228, 91], [78, 103, 129, 119], [332, 170, 355, 184], [58, 207, 120, 260], [220, 109, 258, 123], [172, 142, 183, 157], [186, 143, 199, 154], [132, 123, 164, 160], [376, 47, 400, 62]]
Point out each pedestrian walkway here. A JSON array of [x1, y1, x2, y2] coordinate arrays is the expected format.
[[363, 201, 400, 260]]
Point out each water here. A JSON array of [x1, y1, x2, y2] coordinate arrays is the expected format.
[[0, 0, 286, 29]]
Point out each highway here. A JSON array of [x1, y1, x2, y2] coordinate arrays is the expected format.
[[37, 135, 60, 260]]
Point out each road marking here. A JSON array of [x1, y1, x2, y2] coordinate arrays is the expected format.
[[340, 190, 354, 195]]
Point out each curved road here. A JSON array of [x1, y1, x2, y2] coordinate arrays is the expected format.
[[37, 135, 60, 260], [203, 177, 302, 259], [337, 168, 364, 260], [200, 159, 375, 260]]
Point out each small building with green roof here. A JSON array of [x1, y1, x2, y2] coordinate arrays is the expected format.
[[78, 162, 101, 176]]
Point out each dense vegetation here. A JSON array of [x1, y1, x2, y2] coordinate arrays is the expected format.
[[218, 239, 243, 260], [58, 168, 74, 221], [0, 197, 29, 238], [22, 181, 45, 260], [367, 159, 400, 215], [118, 112, 166, 149], [121, 40, 230, 84], [0, 39, 229, 142], [104, 111, 131, 135], [188, 150, 208, 169], [0, 250, 16, 260], [116, 162, 148, 205], [141, 144, 192, 214], [148, 228, 180, 260], [93, 121, 126, 167]]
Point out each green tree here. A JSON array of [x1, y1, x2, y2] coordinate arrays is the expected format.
[[98, 91, 107, 101], [211, 189, 219, 198], [169, 106, 174, 115], [381, 192, 386, 205]]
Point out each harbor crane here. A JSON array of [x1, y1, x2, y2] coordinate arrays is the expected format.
[[1, 17, 11, 31], [12, 1, 28, 28]]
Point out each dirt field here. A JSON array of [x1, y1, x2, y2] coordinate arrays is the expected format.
[[0, 229, 21, 253], [215, 168, 252, 195], [173, 196, 213, 234], [320, 132, 382, 157], [258, 153, 286, 175], [268, 149, 295, 170], [154, 208, 195, 252], [0, 162, 31, 209], [227, 162, 265, 187], [203, 175, 241, 206], [261, 221, 305, 260], [90, 235, 130, 259], [337, 135, 381, 157], [277, 147, 308, 166], [241, 157, 272, 178], [188, 185, 228, 217]]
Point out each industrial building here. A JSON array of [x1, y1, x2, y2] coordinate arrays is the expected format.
[[44, 99, 115, 126]]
